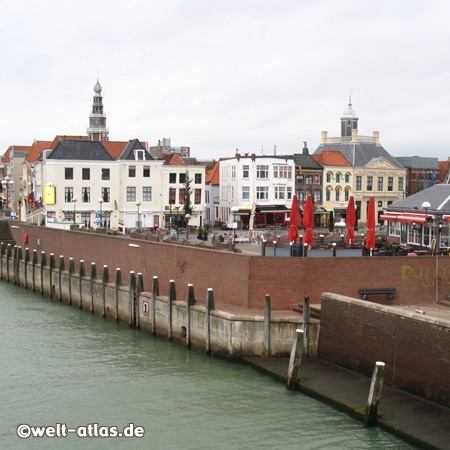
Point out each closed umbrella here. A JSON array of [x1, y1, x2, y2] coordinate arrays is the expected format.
[[302, 195, 314, 249], [346, 196, 356, 244], [287, 195, 299, 243], [365, 196, 376, 252]]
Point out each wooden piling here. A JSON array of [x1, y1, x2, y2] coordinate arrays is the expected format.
[[365, 361, 386, 426], [286, 329, 304, 390], [32, 250, 38, 293], [49, 253, 55, 299], [6, 244, 12, 282], [115, 268, 121, 322], [40, 251, 46, 295], [15, 246, 21, 285], [186, 284, 195, 348], [128, 271, 136, 327], [24, 248, 30, 289], [58, 255, 64, 301], [79, 260, 85, 309], [68, 257, 74, 305], [206, 288, 214, 354], [90, 262, 96, 313], [303, 295, 310, 357], [264, 294, 271, 358], [13, 245, 18, 285], [102, 265, 109, 318], [0, 242, 4, 280], [168, 280, 176, 340], [151, 276, 159, 335]]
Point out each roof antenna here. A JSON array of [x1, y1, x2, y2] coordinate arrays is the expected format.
[[349, 87, 353, 106]]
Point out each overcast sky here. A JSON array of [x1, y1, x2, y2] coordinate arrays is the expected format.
[[1, 0, 449, 161]]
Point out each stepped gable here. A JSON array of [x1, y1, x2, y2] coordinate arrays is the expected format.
[[47, 139, 113, 160]]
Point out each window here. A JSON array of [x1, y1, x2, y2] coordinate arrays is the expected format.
[[326, 187, 332, 202], [134, 150, 144, 160], [101, 187, 110, 202], [169, 188, 176, 204], [377, 177, 383, 191], [326, 172, 332, 183], [243, 165, 249, 178], [126, 187, 136, 202], [398, 177, 404, 192], [82, 187, 90, 203], [336, 173, 341, 183], [274, 186, 285, 200], [345, 188, 350, 202], [256, 165, 269, 179], [388, 177, 393, 191], [82, 168, 90, 180], [65, 168, 73, 180], [231, 166, 236, 179], [129, 166, 136, 178], [65, 187, 73, 202], [273, 165, 292, 179], [256, 186, 269, 200], [242, 186, 250, 200], [367, 176, 373, 191], [179, 188, 185, 204], [314, 189, 321, 203], [143, 187, 152, 202], [143, 166, 150, 178], [287, 187, 292, 200], [179, 173, 186, 184], [169, 173, 176, 183], [305, 175, 313, 185], [297, 190, 304, 203], [345, 173, 350, 183], [194, 189, 201, 204], [335, 187, 341, 202], [356, 176, 362, 191], [195, 173, 202, 184], [102, 168, 110, 180], [297, 174, 304, 185]]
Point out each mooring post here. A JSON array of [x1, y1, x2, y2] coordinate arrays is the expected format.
[[264, 294, 271, 358], [135, 272, 143, 329], [12, 245, 18, 284], [273, 240, 277, 257], [90, 262, 96, 313], [0, 242, 4, 280], [186, 284, 195, 348], [68, 257, 74, 305], [40, 251, 46, 295], [32, 250, 38, 293], [303, 243, 308, 257], [24, 247, 30, 289], [128, 271, 136, 327], [78, 260, 85, 309], [286, 329, 305, 390], [151, 276, 159, 335], [58, 255, 64, 301], [6, 244, 12, 282], [261, 238, 266, 256], [365, 361, 386, 427], [332, 243, 337, 257], [15, 246, 21, 285], [168, 280, 176, 340], [49, 253, 55, 299], [303, 295, 310, 357], [206, 288, 215, 354], [102, 265, 109, 318], [115, 268, 121, 322]]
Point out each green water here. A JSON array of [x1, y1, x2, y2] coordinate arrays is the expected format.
[[0, 282, 415, 449]]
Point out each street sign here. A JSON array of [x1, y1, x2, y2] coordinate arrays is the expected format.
[[96, 213, 101, 219]]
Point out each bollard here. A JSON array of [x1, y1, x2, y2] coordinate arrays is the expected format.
[[303, 295, 310, 357], [365, 361, 386, 426], [303, 243, 308, 257], [58, 255, 64, 301], [90, 262, 96, 313], [273, 240, 277, 257], [168, 280, 176, 340], [287, 329, 304, 390], [68, 257, 74, 305], [261, 239, 266, 256], [151, 276, 159, 335], [186, 284, 195, 348], [115, 268, 122, 322], [332, 243, 337, 257], [102, 265, 109, 318], [264, 294, 271, 357], [206, 288, 215, 354]]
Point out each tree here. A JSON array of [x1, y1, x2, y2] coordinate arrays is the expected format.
[[183, 170, 193, 217]]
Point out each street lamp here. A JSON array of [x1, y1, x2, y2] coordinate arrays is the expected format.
[[72, 198, 78, 223], [2, 176, 10, 212], [231, 206, 238, 252], [185, 214, 191, 240], [98, 198, 104, 227], [422, 201, 431, 249], [136, 201, 141, 231], [129, 243, 146, 290]]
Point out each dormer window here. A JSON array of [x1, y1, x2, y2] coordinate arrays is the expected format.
[[134, 150, 144, 160]]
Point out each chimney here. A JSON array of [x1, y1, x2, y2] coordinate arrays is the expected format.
[[321, 131, 328, 144], [303, 141, 309, 155], [351, 129, 358, 143], [373, 131, 380, 143]]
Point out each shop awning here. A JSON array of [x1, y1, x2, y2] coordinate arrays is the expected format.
[[255, 206, 290, 214], [380, 212, 427, 223]]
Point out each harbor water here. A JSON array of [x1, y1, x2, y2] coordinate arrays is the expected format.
[[0, 282, 415, 449]]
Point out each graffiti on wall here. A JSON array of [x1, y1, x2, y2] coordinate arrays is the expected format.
[[401, 264, 450, 287]]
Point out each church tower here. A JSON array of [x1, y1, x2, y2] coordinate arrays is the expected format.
[[340, 90, 359, 138], [87, 77, 109, 141]]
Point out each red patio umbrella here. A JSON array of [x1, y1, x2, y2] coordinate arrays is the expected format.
[[346, 196, 356, 244], [287, 195, 299, 243], [302, 195, 314, 249], [365, 196, 376, 251]]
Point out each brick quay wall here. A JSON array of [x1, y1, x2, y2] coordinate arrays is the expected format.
[[9, 223, 450, 309], [319, 293, 450, 408]]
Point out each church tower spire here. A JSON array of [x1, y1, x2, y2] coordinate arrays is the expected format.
[[87, 76, 109, 141], [340, 89, 359, 138]]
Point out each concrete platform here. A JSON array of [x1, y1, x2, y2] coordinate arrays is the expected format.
[[242, 356, 450, 450]]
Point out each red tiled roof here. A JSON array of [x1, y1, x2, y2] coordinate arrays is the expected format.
[[163, 153, 185, 165], [49, 135, 89, 149], [438, 160, 450, 182], [101, 141, 129, 160], [27, 140, 53, 163], [312, 151, 352, 167], [1, 145, 31, 164], [206, 161, 220, 185]]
